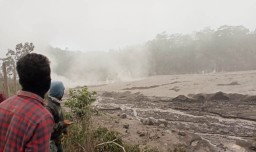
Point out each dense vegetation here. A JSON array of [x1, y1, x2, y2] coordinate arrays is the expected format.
[[147, 25, 256, 74]]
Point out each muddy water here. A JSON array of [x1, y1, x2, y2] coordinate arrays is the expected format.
[[96, 97, 256, 128], [94, 95, 256, 152]]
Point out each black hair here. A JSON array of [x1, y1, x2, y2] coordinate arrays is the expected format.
[[17, 53, 51, 98]]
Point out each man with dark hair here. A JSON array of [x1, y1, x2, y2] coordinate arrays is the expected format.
[[0, 53, 54, 152]]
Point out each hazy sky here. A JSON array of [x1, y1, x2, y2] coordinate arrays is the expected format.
[[0, 0, 256, 55]]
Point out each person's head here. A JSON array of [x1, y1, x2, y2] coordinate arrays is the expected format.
[[17, 53, 51, 98], [0, 93, 6, 103], [49, 81, 65, 100]]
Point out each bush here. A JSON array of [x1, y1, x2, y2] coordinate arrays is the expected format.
[[65, 87, 96, 120], [63, 87, 96, 152]]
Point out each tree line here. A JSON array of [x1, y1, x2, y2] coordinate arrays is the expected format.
[[147, 25, 256, 75], [47, 25, 256, 82]]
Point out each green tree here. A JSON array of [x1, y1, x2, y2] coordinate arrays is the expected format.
[[5, 42, 34, 92]]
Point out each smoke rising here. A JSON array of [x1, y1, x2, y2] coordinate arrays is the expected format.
[[43, 45, 151, 88]]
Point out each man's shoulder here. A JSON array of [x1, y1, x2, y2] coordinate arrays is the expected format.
[[28, 101, 54, 124], [0, 95, 53, 127], [11, 95, 53, 124], [46, 96, 61, 109]]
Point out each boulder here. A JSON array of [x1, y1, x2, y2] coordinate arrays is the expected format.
[[178, 131, 186, 136], [123, 123, 129, 129], [209, 92, 229, 101], [148, 117, 158, 125], [158, 119, 168, 126], [121, 113, 127, 119], [159, 124, 165, 128], [137, 131, 146, 137], [172, 95, 194, 102]]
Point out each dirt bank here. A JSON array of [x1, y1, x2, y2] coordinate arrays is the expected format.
[[88, 71, 256, 152]]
